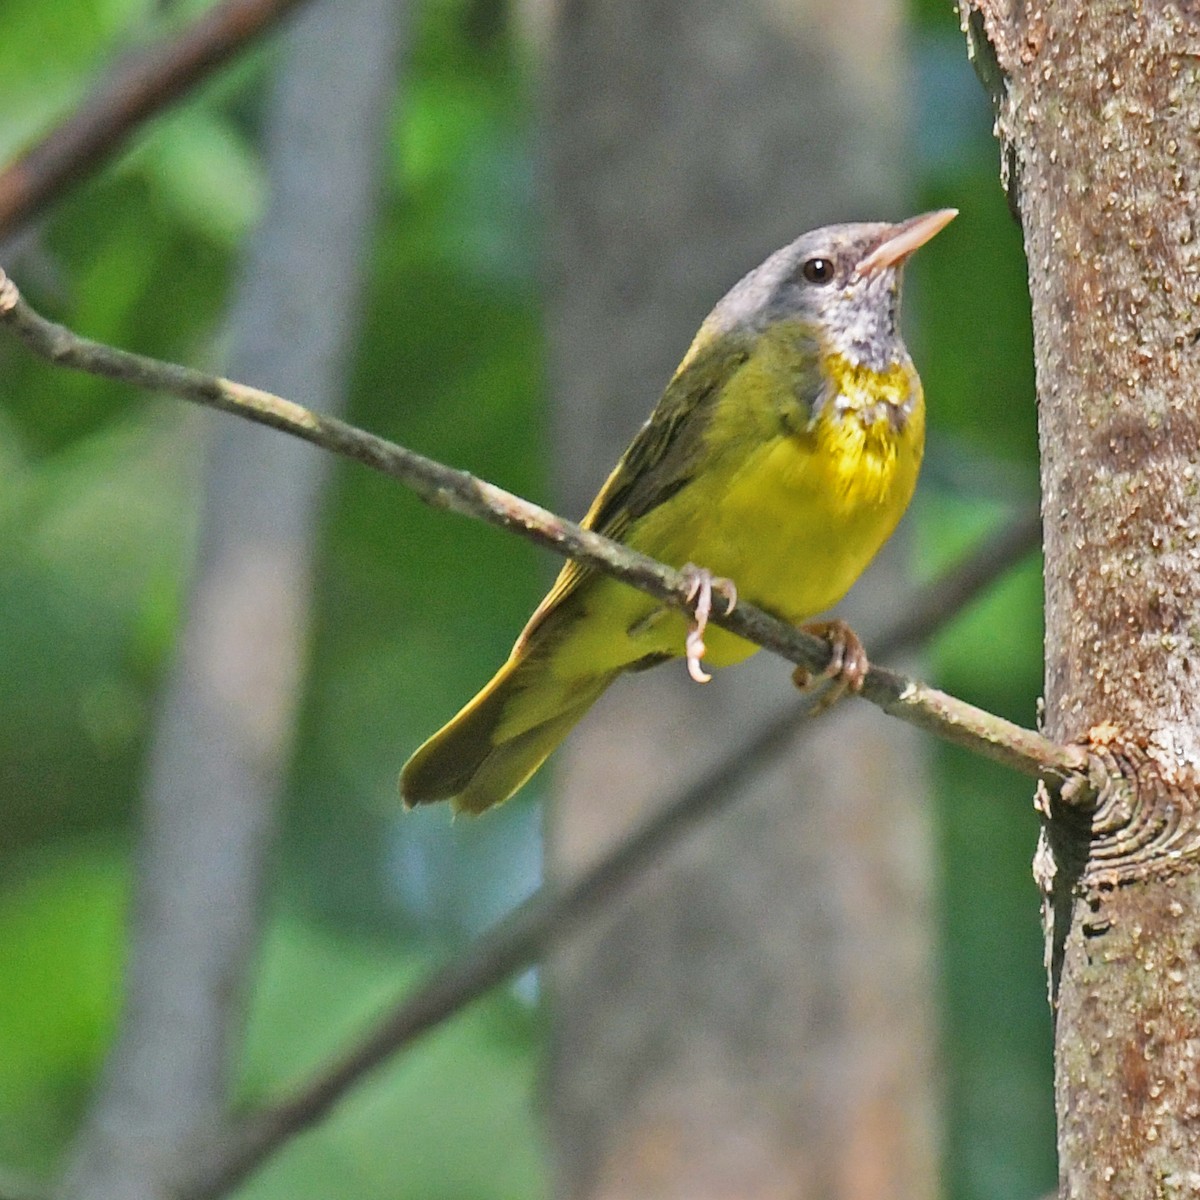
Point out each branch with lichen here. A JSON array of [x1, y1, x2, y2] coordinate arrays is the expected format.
[[0, 266, 1088, 787]]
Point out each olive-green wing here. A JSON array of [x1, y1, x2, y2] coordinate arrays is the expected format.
[[516, 334, 752, 648], [587, 347, 751, 537]]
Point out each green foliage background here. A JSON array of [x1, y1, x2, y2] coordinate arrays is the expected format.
[[0, 1, 1052, 1196]]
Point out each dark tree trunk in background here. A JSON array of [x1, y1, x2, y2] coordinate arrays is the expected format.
[[961, 1, 1200, 1193], [539, 2, 938, 1197]]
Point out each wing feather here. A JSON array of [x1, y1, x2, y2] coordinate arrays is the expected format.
[[516, 335, 752, 648]]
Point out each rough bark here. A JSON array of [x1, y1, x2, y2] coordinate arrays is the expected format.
[[960, 1, 1200, 1194], [539, 2, 938, 1197], [57, 3, 401, 1196]]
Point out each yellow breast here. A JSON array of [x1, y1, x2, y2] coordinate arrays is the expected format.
[[715, 355, 922, 614], [807, 351, 925, 510], [551, 343, 925, 676], [628, 347, 923, 667]]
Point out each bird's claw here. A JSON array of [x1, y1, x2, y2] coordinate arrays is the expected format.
[[681, 565, 737, 684], [791, 618, 869, 714]]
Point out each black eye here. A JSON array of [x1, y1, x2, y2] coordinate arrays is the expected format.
[[801, 257, 835, 285]]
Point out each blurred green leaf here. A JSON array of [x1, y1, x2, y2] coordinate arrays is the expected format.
[[915, 491, 1043, 721], [0, 844, 126, 1174], [0, 411, 196, 844], [0, 1, 114, 161], [238, 918, 545, 1200], [937, 749, 1056, 1200], [126, 107, 266, 245]]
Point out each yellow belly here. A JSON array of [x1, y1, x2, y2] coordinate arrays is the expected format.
[[555, 387, 924, 677]]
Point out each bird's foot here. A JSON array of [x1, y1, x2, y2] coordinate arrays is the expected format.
[[680, 564, 738, 684], [791, 618, 869, 713]]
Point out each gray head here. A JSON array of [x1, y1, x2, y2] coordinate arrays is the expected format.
[[700, 210, 957, 373]]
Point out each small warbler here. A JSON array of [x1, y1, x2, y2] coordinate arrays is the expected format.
[[402, 209, 956, 814]]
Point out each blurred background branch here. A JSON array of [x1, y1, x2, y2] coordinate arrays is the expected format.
[[0, 0, 316, 240]]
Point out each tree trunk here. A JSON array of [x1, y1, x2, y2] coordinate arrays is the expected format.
[[539, 2, 938, 1197], [58, 3, 401, 1195], [960, 1, 1200, 1193]]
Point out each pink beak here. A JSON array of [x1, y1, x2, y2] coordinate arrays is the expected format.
[[855, 208, 958, 276]]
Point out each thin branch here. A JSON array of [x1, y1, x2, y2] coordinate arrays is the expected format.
[[0, 265, 1085, 785], [0, 0, 313, 238], [181, 505, 1044, 1199]]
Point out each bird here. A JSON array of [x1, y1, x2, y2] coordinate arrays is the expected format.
[[401, 209, 956, 814]]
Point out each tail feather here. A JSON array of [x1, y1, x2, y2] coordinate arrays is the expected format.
[[400, 654, 613, 814]]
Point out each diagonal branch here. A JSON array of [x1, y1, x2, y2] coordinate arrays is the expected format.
[[0, 264, 1087, 786], [0, 0, 314, 238], [180, 505, 1044, 1200]]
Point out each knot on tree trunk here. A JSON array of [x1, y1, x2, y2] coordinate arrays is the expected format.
[[1034, 729, 1200, 1004], [1038, 730, 1200, 894]]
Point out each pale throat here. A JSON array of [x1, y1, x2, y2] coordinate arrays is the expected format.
[[813, 272, 919, 430]]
